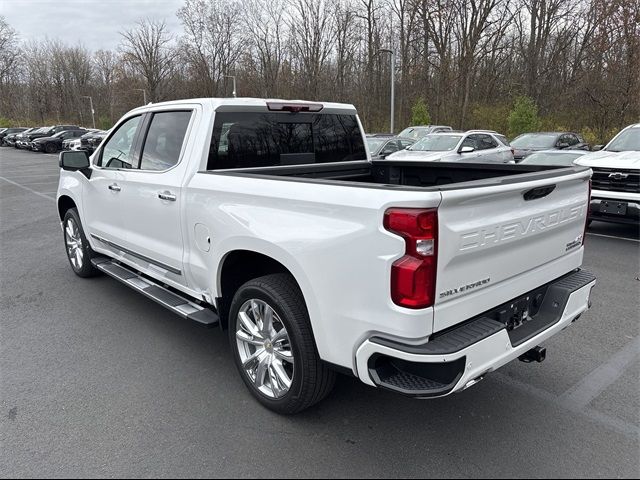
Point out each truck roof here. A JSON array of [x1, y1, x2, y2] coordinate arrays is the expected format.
[[127, 97, 358, 115]]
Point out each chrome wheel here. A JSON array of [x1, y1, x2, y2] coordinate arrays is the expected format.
[[235, 299, 294, 399], [64, 218, 84, 270]]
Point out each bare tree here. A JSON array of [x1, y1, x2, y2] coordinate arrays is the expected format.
[[177, 0, 245, 97], [241, 0, 289, 97], [119, 19, 177, 102]]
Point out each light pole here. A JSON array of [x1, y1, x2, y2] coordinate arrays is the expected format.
[[378, 48, 395, 134], [134, 88, 147, 104], [224, 75, 237, 98], [81, 96, 96, 129]]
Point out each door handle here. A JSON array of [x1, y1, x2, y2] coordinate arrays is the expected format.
[[158, 191, 177, 202], [108, 183, 121, 192]]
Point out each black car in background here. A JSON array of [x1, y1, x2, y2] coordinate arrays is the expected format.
[[32, 129, 88, 153], [0, 127, 28, 145], [510, 132, 589, 161], [79, 129, 107, 153], [365, 135, 415, 160]]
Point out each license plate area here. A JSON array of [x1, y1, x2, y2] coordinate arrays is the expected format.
[[485, 286, 548, 333], [600, 201, 627, 215]]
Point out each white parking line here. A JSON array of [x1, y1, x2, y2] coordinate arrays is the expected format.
[[587, 232, 640, 243], [0, 173, 59, 179], [492, 372, 639, 439], [558, 337, 640, 409], [0, 176, 55, 202]]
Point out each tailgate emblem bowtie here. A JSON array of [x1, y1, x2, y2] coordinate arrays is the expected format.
[[608, 172, 628, 180]]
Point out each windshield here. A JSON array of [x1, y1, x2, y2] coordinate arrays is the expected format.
[[366, 138, 386, 153], [511, 133, 557, 149], [606, 128, 640, 152], [410, 135, 461, 152], [521, 151, 584, 166], [398, 127, 429, 140]]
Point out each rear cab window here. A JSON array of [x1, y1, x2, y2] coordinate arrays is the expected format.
[[207, 111, 366, 170]]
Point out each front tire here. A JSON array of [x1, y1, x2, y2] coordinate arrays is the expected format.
[[228, 273, 335, 414], [45, 142, 57, 154], [62, 208, 100, 277]]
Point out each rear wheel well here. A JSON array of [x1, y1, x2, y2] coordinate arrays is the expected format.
[[57, 196, 77, 221], [218, 250, 294, 330]]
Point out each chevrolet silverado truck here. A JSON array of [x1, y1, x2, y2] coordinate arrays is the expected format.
[[56, 98, 596, 414], [575, 123, 639, 225]]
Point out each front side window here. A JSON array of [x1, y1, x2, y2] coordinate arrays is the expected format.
[[139, 111, 192, 171], [208, 112, 366, 169], [461, 135, 479, 150], [381, 140, 400, 155], [99, 115, 141, 169]]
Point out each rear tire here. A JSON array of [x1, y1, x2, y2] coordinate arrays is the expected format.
[[228, 273, 335, 414], [62, 208, 100, 278]]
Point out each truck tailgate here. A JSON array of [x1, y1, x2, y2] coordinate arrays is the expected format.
[[434, 168, 591, 332]]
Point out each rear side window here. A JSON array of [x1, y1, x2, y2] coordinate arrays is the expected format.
[[477, 134, 498, 150], [207, 112, 366, 170], [495, 134, 509, 146], [140, 111, 192, 171]]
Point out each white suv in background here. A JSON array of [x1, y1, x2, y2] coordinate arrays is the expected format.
[[386, 130, 513, 163]]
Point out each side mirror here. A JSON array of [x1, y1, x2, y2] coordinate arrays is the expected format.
[[557, 142, 569, 149], [459, 146, 475, 154], [59, 150, 90, 171], [592, 144, 604, 151]]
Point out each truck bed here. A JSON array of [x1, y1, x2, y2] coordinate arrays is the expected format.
[[211, 160, 589, 190]]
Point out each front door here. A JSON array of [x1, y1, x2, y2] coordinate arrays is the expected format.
[[83, 114, 143, 253]]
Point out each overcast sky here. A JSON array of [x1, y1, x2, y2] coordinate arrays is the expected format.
[[1, 0, 184, 51]]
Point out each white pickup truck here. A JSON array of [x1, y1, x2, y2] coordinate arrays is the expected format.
[[57, 98, 596, 414], [575, 123, 639, 224]]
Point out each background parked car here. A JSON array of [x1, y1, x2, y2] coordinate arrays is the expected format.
[[0, 127, 28, 145], [32, 129, 88, 153], [511, 132, 589, 161], [574, 123, 639, 225], [14, 128, 45, 149], [4, 129, 33, 147], [62, 130, 107, 153], [396, 125, 453, 140], [519, 149, 589, 166], [366, 135, 415, 160], [386, 130, 513, 163]]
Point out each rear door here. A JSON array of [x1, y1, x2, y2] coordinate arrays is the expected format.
[[434, 169, 590, 332], [117, 109, 195, 282]]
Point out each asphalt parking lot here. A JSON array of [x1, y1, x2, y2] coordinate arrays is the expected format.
[[1, 147, 639, 478]]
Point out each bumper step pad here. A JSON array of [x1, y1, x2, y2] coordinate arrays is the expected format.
[[91, 257, 219, 327], [367, 269, 596, 397]]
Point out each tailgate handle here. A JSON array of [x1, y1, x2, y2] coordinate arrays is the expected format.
[[523, 184, 556, 201]]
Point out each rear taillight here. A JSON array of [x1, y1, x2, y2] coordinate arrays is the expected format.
[[383, 208, 438, 309], [583, 179, 591, 245]]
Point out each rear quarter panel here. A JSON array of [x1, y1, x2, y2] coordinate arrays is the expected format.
[[183, 172, 441, 371]]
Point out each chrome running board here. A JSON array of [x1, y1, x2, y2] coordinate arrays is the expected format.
[[91, 256, 219, 327]]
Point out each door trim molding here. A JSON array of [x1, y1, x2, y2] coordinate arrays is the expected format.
[[90, 234, 182, 275]]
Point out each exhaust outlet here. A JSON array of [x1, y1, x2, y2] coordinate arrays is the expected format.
[[518, 346, 546, 363]]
